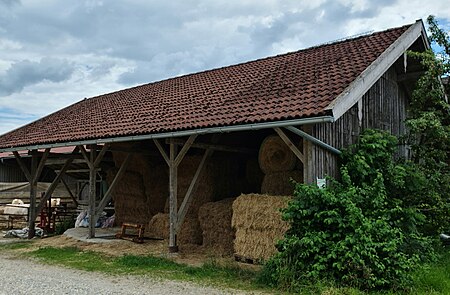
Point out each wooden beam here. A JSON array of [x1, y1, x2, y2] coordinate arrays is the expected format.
[[33, 148, 50, 184], [45, 158, 90, 165], [302, 126, 314, 184], [61, 177, 78, 207], [13, 151, 31, 182], [108, 146, 159, 156], [176, 148, 213, 232], [36, 158, 75, 215], [88, 147, 97, 238], [153, 139, 170, 165], [28, 152, 38, 239], [55, 169, 94, 173], [93, 143, 110, 168], [166, 138, 256, 154], [95, 153, 132, 220], [274, 127, 304, 163], [78, 145, 92, 169], [168, 142, 178, 252], [174, 134, 197, 167]]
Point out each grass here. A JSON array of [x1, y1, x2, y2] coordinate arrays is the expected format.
[[27, 247, 266, 292], [410, 250, 450, 294], [0, 240, 33, 250], [1, 243, 449, 294]]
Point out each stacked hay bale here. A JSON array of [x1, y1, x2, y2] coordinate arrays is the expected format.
[[198, 198, 235, 255], [232, 194, 291, 262], [107, 169, 151, 225], [146, 213, 203, 245], [109, 143, 245, 247], [109, 142, 169, 225], [259, 135, 303, 195], [163, 155, 243, 216]]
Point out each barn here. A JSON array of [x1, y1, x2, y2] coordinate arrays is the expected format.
[[0, 20, 429, 253]]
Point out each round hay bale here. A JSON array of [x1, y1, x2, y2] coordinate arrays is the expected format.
[[198, 198, 235, 256], [261, 170, 303, 196], [231, 194, 291, 261], [258, 135, 297, 174], [146, 213, 202, 245]]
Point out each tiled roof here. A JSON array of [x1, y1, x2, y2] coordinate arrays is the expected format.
[[0, 24, 412, 149]]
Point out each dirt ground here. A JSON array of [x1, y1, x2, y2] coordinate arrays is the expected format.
[[0, 226, 260, 271]]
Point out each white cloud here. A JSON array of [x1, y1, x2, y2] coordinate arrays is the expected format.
[[0, 0, 449, 135]]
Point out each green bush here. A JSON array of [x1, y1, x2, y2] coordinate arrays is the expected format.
[[260, 130, 434, 291]]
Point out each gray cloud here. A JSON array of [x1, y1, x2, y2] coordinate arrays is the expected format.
[[0, 0, 20, 8], [0, 57, 75, 96]]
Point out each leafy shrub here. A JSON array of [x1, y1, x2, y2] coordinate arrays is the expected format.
[[260, 130, 434, 291]]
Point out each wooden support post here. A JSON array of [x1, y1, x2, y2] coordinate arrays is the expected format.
[[13, 149, 50, 238], [168, 142, 178, 252], [274, 127, 304, 164], [13, 151, 31, 182], [36, 158, 74, 215], [176, 148, 212, 232], [33, 148, 50, 183], [61, 178, 78, 207], [302, 126, 315, 184], [28, 151, 38, 239], [155, 136, 197, 253], [153, 139, 170, 165], [78, 145, 91, 168], [88, 147, 97, 238], [95, 153, 132, 221]]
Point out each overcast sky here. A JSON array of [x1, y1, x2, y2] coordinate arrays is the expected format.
[[0, 0, 449, 135]]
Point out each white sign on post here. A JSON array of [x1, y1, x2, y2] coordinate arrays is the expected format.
[[316, 178, 326, 189]]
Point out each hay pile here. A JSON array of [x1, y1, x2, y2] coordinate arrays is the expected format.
[[107, 169, 152, 225], [146, 213, 202, 245], [111, 143, 151, 175], [164, 155, 242, 217], [258, 135, 296, 173], [261, 170, 303, 196], [198, 198, 235, 255], [258, 135, 303, 196], [142, 164, 168, 215], [109, 143, 168, 224], [232, 194, 291, 262]]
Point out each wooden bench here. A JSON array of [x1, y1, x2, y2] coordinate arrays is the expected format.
[[115, 222, 145, 243]]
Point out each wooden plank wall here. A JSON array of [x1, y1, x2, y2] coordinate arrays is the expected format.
[[0, 164, 27, 182], [307, 66, 409, 181]]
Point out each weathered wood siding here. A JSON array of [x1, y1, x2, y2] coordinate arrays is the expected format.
[[305, 66, 408, 182], [0, 163, 26, 182]]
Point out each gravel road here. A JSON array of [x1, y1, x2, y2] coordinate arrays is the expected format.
[[0, 254, 252, 295]]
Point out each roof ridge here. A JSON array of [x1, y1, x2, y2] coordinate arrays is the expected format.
[[86, 22, 415, 101]]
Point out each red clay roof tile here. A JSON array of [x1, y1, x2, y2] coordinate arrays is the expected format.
[[0, 24, 411, 149]]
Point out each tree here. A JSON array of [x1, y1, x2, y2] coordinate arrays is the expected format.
[[405, 16, 450, 235]]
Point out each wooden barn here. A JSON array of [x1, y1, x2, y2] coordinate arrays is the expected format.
[[0, 20, 429, 252]]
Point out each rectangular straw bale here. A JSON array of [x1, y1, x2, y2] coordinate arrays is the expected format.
[[261, 170, 303, 196], [163, 155, 215, 217], [198, 198, 235, 256], [232, 194, 291, 262], [146, 213, 202, 245], [107, 169, 152, 225], [111, 143, 151, 175], [142, 164, 168, 215]]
